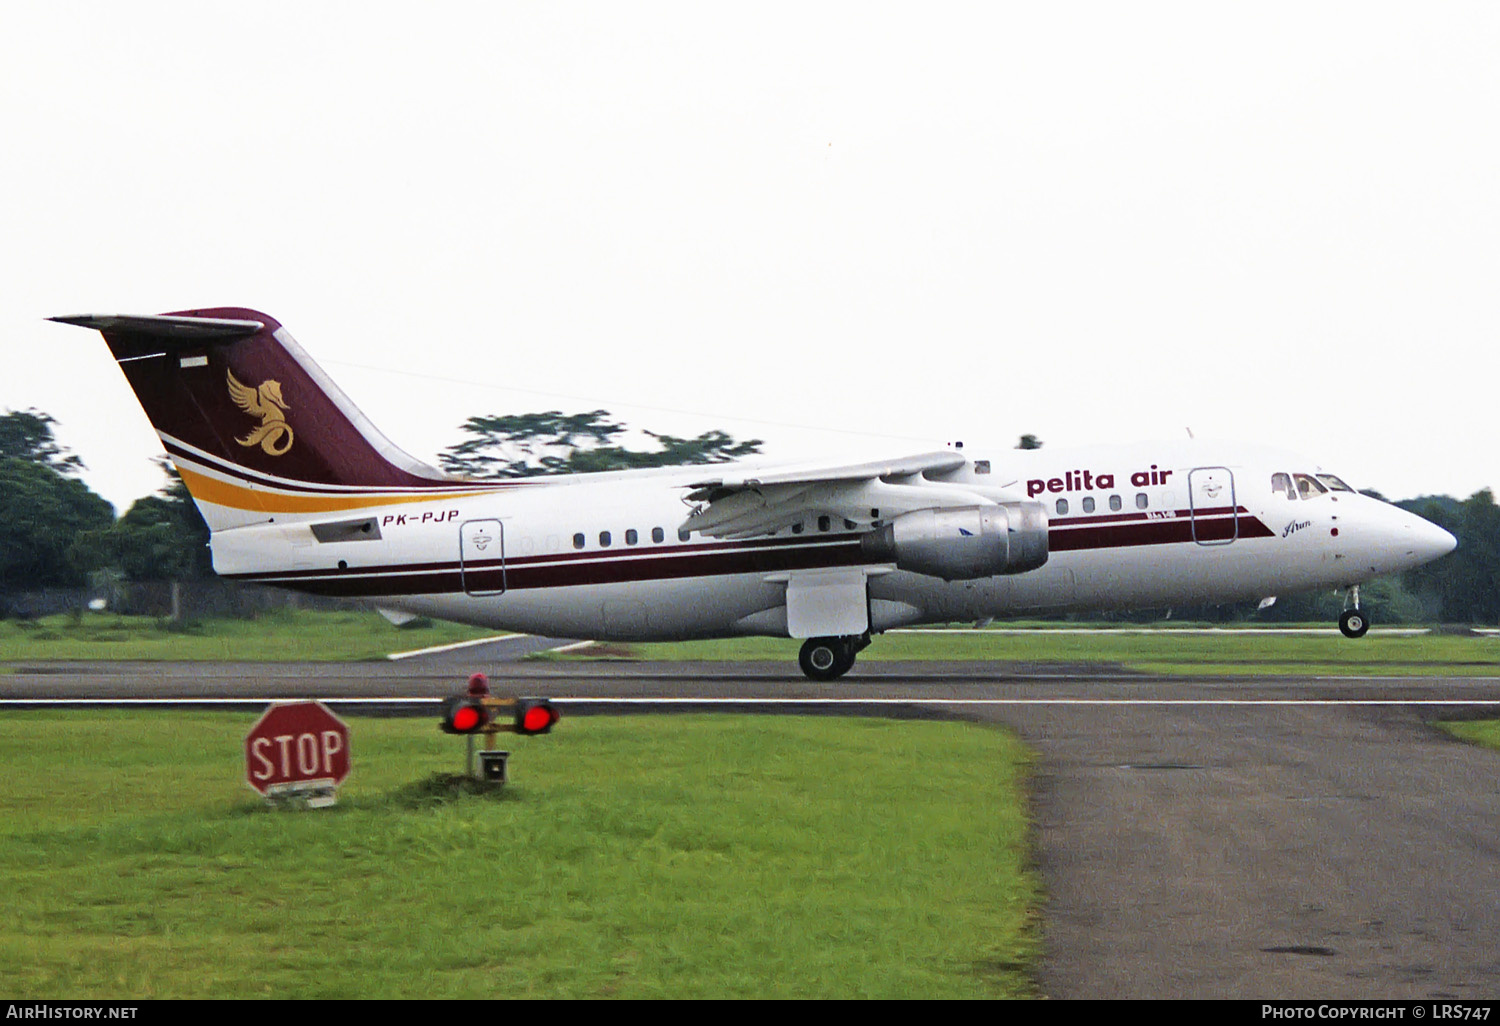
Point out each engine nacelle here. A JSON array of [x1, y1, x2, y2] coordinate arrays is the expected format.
[[860, 503, 1049, 581]]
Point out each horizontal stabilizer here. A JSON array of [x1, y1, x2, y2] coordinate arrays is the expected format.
[[49, 313, 265, 343]]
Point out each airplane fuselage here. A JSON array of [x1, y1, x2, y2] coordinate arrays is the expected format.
[[55, 308, 1456, 677], [208, 438, 1451, 640]]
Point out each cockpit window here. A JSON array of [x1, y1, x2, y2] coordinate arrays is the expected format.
[[1293, 473, 1328, 499], [1317, 474, 1354, 492], [1271, 472, 1296, 499]]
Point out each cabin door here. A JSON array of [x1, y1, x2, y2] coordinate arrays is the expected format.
[[459, 519, 506, 595], [1187, 467, 1238, 546]]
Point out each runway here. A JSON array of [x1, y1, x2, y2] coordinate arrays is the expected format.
[[5, 653, 1500, 1000]]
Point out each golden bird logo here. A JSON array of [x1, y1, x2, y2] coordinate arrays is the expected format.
[[227, 369, 295, 456]]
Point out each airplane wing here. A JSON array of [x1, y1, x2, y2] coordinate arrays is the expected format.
[[680, 450, 1008, 539]]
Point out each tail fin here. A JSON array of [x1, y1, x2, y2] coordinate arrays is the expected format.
[[53, 308, 485, 531]]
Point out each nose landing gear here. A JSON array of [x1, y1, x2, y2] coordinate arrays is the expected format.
[[1338, 586, 1370, 639], [798, 634, 871, 680]]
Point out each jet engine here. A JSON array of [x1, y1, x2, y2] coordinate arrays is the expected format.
[[859, 503, 1049, 580]]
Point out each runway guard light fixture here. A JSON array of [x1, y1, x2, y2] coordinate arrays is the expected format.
[[438, 688, 560, 782]]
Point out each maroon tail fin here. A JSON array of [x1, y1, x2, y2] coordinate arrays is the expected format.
[[53, 308, 482, 529], [55, 307, 452, 489]]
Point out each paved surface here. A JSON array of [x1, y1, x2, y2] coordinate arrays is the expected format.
[[4, 653, 1500, 999], [385, 633, 578, 666], [997, 700, 1500, 999]]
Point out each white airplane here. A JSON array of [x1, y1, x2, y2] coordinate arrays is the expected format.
[[54, 308, 1457, 679]]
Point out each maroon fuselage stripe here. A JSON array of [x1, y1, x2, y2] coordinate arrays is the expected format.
[[1051, 511, 1272, 551], [227, 511, 1276, 598]]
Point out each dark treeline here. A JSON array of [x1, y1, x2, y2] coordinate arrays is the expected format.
[[0, 409, 211, 614], [1, 409, 1495, 625]]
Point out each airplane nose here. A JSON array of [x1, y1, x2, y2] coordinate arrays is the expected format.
[[1414, 518, 1458, 562], [1348, 503, 1457, 574], [1391, 508, 1456, 568]]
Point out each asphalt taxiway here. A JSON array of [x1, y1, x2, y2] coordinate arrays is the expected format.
[[4, 651, 1500, 1000]]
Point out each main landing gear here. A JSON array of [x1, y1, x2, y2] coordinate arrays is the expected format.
[[798, 634, 871, 681], [1339, 585, 1370, 639]]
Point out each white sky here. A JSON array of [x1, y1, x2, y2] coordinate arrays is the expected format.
[[3, 2, 1496, 514]]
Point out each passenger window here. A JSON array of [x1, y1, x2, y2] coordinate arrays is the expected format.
[[572, 532, 585, 550], [1082, 496, 1095, 514], [1109, 495, 1122, 512], [599, 531, 612, 547], [1271, 472, 1295, 499], [1294, 473, 1328, 499], [625, 529, 638, 545], [818, 515, 830, 532], [678, 528, 691, 542], [844, 519, 857, 530], [1056, 498, 1069, 515], [792, 522, 803, 534], [973, 460, 991, 475], [652, 527, 665, 543], [1135, 493, 1148, 509]]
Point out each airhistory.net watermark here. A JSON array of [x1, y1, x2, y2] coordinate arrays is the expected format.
[[5, 1007, 138, 1020]]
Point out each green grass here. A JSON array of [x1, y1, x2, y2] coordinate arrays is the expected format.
[[1438, 719, 1500, 751], [10, 610, 1493, 677], [0, 610, 498, 662], [0, 711, 1037, 999], [574, 629, 1500, 677]]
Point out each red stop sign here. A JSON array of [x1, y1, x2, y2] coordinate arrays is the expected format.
[[245, 701, 351, 796]]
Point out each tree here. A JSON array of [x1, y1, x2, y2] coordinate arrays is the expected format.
[[440, 409, 762, 479], [1401, 490, 1500, 624], [0, 458, 114, 593], [1017, 434, 1043, 450], [0, 409, 85, 475], [104, 458, 213, 583]]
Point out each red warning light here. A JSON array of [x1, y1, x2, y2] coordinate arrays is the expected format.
[[515, 699, 559, 736], [440, 694, 557, 737], [440, 696, 492, 735]]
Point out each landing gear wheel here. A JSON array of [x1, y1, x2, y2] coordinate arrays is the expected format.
[[799, 637, 857, 680], [1339, 609, 1370, 639]]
